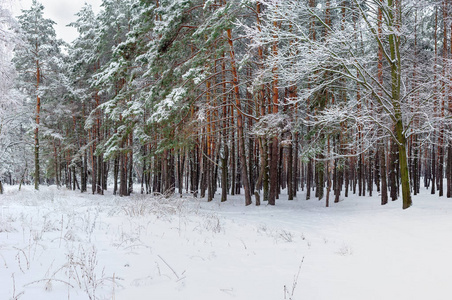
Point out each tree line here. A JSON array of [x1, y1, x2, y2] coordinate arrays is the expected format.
[[1, 0, 451, 209]]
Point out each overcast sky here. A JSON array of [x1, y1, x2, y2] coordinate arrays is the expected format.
[[12, 0, 103, 43]]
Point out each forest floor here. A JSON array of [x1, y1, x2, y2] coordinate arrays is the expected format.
[[1, 184, 452, 300]]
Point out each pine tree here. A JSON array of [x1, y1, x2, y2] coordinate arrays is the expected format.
[[14, 0, 62, 190]]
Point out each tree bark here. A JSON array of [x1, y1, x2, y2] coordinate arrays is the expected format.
[[221, 144, 229, 202], [287, 138, 294, 200], [380, 143, 388, 205], [227, 28, 252, 206]]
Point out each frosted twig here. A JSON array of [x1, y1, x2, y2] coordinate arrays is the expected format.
[[0, 252, 8, 268], [157, 255, 179, 279], [112, 273, 115, 300], [11, 273, 25, 300], [291, 257, 304, 298], [24, 278, 75, 288], [14, 247, 29, 273], [59, 214, 63, 248]]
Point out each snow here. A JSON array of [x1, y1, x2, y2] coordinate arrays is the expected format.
[[1, 185, 452, 299], [150, 87, 186, 123]]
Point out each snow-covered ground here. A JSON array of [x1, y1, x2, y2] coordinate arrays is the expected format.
[[1, 184, 452, 300]]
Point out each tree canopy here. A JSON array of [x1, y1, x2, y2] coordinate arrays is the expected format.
[[1, 0, 451, 209]]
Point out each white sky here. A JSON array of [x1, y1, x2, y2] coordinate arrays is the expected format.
[[12, 0, 103, 43]]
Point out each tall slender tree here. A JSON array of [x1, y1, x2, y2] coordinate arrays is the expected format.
[[14, 0, 62, 190]]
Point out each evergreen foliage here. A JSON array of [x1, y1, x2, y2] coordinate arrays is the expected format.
[[2, 0, 452, 209]]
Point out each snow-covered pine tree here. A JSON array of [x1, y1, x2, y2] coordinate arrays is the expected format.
[[242, 0, 444, 209], [65, 4, 98, 192], [14, 0, 62, 190], [69, 3, 109, 194], [0, 0, 21, 190], [92, 0, 138, 196]]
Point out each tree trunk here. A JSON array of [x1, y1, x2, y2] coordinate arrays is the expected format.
[[367, 150, 373, 197], [438, 146, 444, 196], [178, 151, 185, 197], [82, 152, 88, 193], [120, 151, 127, 196], [389, 0, 411, 209], [287, 138, 294, 200], [380, 143, 388, 205], [306, 159, 312, 200], [293, 132, 299, 197], [269, 19, 279, 205], [227, 28, 252, 206], [230, 130, 236, 196], [447, 145, 452, 197], [316, 159, 324, 200], [248, 136, 255, 197], [96, 155, 103, 194], [92, 137, 97, 195], [344, 158, 349, 197], [72, 166, 76, 191], [431, 145, 436, 194], [334, 158, 341, 203], [221, 144, 229, 202], [113, 156, 119, 195], [128, 145, 133, 195], [397, 129, 412, 209], [390, 140, 398, 201]]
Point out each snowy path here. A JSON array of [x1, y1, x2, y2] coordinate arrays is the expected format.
[[1, 186, 452, 299]]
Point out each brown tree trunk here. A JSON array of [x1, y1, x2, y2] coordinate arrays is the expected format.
[[293, 131, 299, 197], [91, 130, 97, 195], [380, 143, 388, 205], [256, 2, 269, 203], [230, 121, 236, 196], [227, 28, 252, 206], [113, 156, 119, 195], [268, 16, 280, 206], [287, 137, 294, 200], [306, 159, 312, 200], [346, 160, 351, 195], [325, 138, 332, 207], [368, 150, 373, 197], [431, 145, 436, 195], [447, 145, 452, 198], [82, 151, 88, 193], [221, 144, 229, 202], [119, 151, 127, 196]]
